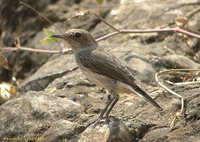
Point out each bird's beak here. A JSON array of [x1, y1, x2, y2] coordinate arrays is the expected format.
[[51, 34, 64, 39]]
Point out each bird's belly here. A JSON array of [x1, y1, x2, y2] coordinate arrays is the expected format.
[[79, 66, 115, 90], [78, 65, 133, 94]]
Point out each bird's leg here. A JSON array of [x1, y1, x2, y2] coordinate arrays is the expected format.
[[85, 94, 114, 128], [98, 94, 114, 119], [104, 92, 119, 117], [92, 92, 119, 125]]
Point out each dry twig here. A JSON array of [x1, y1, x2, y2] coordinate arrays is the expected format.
[[155, 69, 200, 130]]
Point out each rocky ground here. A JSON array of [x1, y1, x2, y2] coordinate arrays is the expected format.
[[0, 0, 200, 142]]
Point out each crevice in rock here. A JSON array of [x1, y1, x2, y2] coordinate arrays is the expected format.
[[134, 124, 156, 142], [19, 67, 79, 92]]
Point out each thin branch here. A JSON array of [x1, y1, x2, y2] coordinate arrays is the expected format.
[[0, 1, 193, 55], [163, 46, 177, 54], [155, 69, 185, 125], [187, 7, 200, 19], [156, 71, 185, 131], [96, 27, 200, 42], [20, 1, 63, 34], [158, 69, 200, 85], [174, 81, 200, 86], [1, 27, 200, 53], [155, 70, 183, 99], [155, 69, 200, 130], [156, 68, 200, 72], [95, 5, 119, 32], [0, 47, 68, 54], [1, 37, 71, 54]]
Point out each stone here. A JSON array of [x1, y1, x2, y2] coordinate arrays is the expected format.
[[78, 116, 132, 142], [37, 119, 85, 142], [19, 53, 78, 92], [0, 91, 83, 140], [160, 54, 200, 69]]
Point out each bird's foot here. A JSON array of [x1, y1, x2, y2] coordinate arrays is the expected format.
[[85, 116, 106, 128]]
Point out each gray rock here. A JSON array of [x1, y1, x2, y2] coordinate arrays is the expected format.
[[0, 91, 83, 140], [0, 0, 49, 46], [139, 127, 169, 142], [37, 119, 85, 142], [19, 53, 78, 92], [78, 116, 132, 142], [0, 0, 51, 81], [1, 0, 200, 142], [161, 54, 200, 69]]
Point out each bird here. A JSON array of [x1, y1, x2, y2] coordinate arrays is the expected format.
[[52, 29, 163, 124]]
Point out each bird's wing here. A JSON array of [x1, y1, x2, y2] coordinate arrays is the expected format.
[[78, 47, 136, 85]]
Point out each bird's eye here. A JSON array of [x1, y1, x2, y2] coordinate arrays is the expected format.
[[74, 32, 82, 38]]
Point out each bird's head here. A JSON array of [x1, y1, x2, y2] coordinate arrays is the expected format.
[[52, 29, 97, 51]]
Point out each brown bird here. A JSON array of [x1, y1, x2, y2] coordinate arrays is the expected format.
[[52, 29, 162, 124]]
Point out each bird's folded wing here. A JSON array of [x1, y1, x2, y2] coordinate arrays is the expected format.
[[78, 47, 136, 85]]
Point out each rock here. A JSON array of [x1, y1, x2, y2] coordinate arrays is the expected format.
[[78, 116, 132, 142], [169, 98, 182, 112], [139, 122, 200, 142], [0, 0, 49, 46], [0, 91, 83, 140], [19, 53, 78, 92], [0, 0, 108, 81], [140, 127, 169, 142], [160, 54, 200, 69], [1, 0, 200, 142], [0, 0, 50, 81], [37, 119, 85, 142]]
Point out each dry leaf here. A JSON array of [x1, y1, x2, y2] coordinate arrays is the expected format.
[[175, 16, 188, 29], [0, 54, 9, 70], [0, 82, 16, 104], [67, 10, 90, 21]]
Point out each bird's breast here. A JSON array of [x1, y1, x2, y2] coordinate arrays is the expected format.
[[74, 54, 116, 90]]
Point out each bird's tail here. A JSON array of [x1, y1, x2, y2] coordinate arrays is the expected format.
[[130, 84, 163, 111]]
